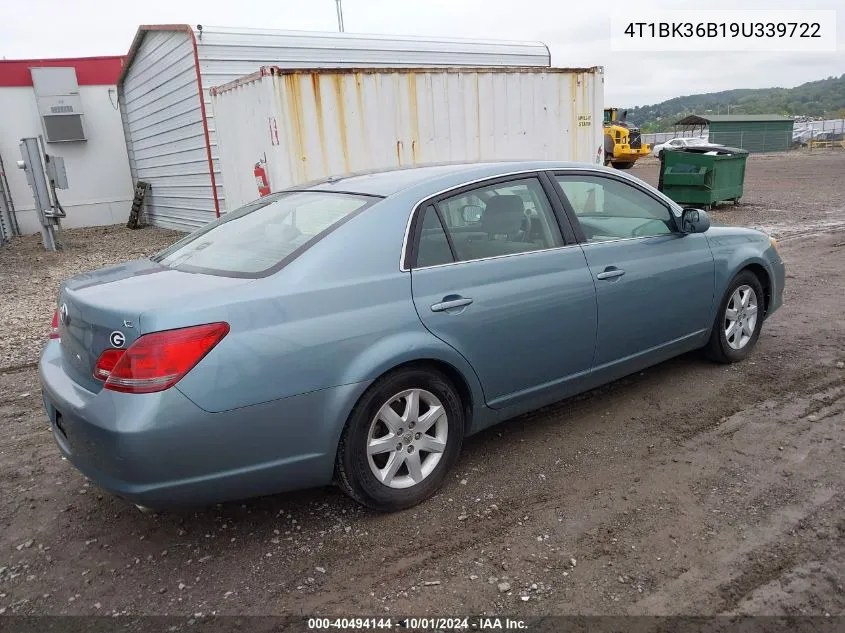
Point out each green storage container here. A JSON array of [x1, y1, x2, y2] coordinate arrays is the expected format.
[[658, 145, 749, 210]]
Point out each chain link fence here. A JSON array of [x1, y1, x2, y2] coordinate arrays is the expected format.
[[642, 131, 706, 146], [642, 119, 845, 153], [792, 118, 845, 146]]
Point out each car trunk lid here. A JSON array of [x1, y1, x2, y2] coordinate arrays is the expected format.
[[56, 259, 251, 393]]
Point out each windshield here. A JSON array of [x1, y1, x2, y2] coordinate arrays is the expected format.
[[152, 191, 376, 277]]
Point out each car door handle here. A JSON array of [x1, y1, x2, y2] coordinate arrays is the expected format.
[[596, 267, 626, 280], [431, 297, 474, 312]]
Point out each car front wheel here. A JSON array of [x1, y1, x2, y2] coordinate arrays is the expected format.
[[705, 270, 765, 363], [335, 366, 464, 511]]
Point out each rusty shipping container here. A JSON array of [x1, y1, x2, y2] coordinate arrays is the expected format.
[[210, 66, 604, 210]]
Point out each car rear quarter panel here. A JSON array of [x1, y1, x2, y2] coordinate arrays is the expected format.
[[40, 340, 367, 503], [172, 195, 487, 422]]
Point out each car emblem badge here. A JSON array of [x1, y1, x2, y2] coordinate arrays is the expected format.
[[59, 303, 69, 325], [109, 331, 126, 348]]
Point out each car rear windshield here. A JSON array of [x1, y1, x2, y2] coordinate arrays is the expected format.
[[151, 191, 376, 277]]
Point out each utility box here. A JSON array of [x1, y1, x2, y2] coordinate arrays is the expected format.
[[658, 145, 749, 210], [210, 66, 604, 211], [45, 154, 69, 189]]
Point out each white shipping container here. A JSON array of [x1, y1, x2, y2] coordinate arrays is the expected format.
[[210, 66, 604, 211]]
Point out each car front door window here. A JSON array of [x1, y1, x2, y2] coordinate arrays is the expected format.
[[555, 175, 676, 242]]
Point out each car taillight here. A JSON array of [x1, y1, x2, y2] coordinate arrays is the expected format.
[[99, 322, 229, 394], [49, 310, 60, 339], [93, 349, 125, 381]]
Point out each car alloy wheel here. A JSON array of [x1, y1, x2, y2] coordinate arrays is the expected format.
[[335, 366, 464, 511], [705, 270, 765, 364], [724, 284, 758, 350], [366, 388, 448, 489]]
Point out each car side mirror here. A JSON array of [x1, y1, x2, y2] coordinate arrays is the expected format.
[[681, 207, 710, 233], [461, 205, 484, 224]]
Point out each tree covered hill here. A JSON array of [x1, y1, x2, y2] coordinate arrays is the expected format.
[[626, 74, 845, 132]]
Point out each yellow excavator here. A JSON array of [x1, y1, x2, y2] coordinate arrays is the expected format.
[[603, 108, 650, 169]]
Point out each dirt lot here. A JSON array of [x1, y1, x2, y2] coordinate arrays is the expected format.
[[0, 151, 843, 618]]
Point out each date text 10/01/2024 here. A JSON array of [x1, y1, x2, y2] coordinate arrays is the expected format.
[[307, 617, 529, 630], [622, 21, 822, 38]]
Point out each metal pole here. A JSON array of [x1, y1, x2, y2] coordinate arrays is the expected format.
[[335, 0, 345, 32]]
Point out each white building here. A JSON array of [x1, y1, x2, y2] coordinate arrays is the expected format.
[[118, 25, 552, 231], [0, 56, 134, 235]]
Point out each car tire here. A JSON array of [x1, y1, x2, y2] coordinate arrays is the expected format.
[[335, 366, 464, 511], [704, 270, 765, 363]]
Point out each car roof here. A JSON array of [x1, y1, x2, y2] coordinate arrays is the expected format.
[[292, 160, 607, 198]]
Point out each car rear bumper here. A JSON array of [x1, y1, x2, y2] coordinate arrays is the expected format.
[[39, 340, 370, 508]]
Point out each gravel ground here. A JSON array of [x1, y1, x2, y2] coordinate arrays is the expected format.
[[630, 150, 845, 241], [0, 151, 843, 618], [0, 225, 181, 371]]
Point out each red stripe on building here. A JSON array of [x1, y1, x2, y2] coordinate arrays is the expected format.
[[0, 56, 126, 87]]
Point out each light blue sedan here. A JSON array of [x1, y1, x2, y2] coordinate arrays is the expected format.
[[39, 161, 784, 511]]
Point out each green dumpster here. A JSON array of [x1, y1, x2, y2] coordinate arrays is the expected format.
[[658, 145, 749, 210]]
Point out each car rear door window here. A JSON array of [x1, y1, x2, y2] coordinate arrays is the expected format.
[[152, 191, 375, 277], [425, 177, 563, 264], [555, 174, 676, 242], [415, 205, 456, 268]]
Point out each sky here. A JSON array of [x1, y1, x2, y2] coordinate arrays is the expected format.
[[0, 0, 842, 106]]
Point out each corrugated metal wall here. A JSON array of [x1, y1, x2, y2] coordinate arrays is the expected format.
[[709, 120, 794, 153], [193, 27, 551, 83], [212, 67, 604, 211], [120, 25, 552, 231], [119, 30, 222, 231]]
